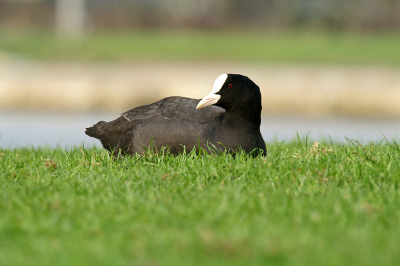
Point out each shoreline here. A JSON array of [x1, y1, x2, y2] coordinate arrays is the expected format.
[[1, 59, 400, 118]]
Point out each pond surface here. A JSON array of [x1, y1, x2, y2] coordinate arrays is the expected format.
[[1, 111, 400, 148]]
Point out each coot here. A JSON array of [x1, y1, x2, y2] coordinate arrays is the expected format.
[[85, 74, 266, 156]]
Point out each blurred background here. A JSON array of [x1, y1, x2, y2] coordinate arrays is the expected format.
[[1, 0, 400, 147]]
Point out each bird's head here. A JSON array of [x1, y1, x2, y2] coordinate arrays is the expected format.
[[196, 74, 261, 114]]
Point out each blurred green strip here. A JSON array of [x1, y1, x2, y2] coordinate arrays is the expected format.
[[1, 30, 400, 64]]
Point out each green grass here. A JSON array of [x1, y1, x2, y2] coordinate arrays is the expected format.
[[1, 140, 400, 266], [1, 30, 400, 64]]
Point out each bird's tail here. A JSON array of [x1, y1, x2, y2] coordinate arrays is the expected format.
[[85, 117, 134, 156], [85, 121, 107, 139]]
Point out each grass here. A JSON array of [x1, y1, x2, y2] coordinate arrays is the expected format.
[[1, 30, 400, 64], [1, 139, 400, 266]]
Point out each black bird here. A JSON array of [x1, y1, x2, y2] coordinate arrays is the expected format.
[[85, 74, 266, 156]]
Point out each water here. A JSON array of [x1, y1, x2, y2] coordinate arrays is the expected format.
[[260, 116, 400, 144], [1, 111, 400, 148]]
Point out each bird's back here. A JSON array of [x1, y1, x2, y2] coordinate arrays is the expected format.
[[85, 96, 225, 156]]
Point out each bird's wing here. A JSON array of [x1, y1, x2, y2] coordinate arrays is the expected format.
[[159, 97, 225, 123], [121, 96, 225, 125]]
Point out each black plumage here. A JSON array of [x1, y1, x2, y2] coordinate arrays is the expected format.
[[85, 74, 266, 156]]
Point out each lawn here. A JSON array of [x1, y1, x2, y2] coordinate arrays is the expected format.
[[1, 140, 399, 266], [1, 30, 400, 64]]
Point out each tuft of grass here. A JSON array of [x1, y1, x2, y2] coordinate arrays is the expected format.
[[0, 141, 400, 266], [1, 30, 400, 64]]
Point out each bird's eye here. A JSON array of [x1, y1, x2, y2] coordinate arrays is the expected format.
[[227, 83, 233, 88]]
